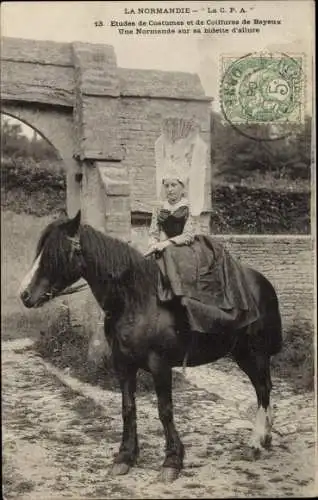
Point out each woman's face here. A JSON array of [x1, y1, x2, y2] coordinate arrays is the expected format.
[[163, 179, 184, 204]]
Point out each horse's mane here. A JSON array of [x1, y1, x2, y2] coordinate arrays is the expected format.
[[80, 225, 158, 306], [35, 218, 67, 255], [36, 218, 158, 307], [35, 218, 80, 282]]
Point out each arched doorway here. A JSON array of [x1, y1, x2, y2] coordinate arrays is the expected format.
[[1, 113, 68, 341], [1, 113, 67, 216], [1, 104, 81, 218]]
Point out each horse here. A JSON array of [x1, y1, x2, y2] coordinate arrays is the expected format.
[[19, 211, 282, 482]]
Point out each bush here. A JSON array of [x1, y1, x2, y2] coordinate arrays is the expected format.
[[1, 156, 66, 216], [271, 321, 314, 391], [1, 156, 65, 190], [211, 184, 310, 234]]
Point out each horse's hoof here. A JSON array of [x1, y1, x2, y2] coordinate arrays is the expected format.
[[112, 463, 130, 476], [261, 434, 272, 449], [158, 467, 180, 483]]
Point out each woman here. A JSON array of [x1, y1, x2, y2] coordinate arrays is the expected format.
[[147, 173, 196, 256], [146, 167, 259, 338]]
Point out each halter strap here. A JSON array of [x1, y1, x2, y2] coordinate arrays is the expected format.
[[67, 235, 82, 261], [67, 235, 81, 252]]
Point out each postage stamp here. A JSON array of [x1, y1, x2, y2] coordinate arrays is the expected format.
[[220, 52, 304, 126]]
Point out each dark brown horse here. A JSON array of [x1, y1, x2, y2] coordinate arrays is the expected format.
[[19, 211, 282, 482]]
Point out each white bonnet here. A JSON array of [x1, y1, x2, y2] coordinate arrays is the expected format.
[[155, 118, 208, 216]]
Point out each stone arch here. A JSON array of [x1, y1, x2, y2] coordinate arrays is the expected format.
[[1, 104, 81, 217], [1, 37, 213, 364], [2, 110, 62, 159]]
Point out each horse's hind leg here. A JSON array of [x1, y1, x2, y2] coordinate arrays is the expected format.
[[232, 335, 273, 458], [148, 351, 184, 482], [112, 365, 139, 475]]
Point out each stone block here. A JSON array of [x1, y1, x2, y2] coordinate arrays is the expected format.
[[102, 177, 130, 197]]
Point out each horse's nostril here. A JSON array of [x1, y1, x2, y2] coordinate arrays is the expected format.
[[21, 290, 30, 303]]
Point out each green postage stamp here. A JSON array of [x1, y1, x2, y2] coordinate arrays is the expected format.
[[220, 53, 304, 125]]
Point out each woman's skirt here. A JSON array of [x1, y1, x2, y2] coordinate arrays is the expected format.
[[153, 235, 260, 334]]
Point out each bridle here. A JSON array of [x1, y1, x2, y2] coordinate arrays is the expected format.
[[43, 235, 88, 301], [67, 235, 82, 260]]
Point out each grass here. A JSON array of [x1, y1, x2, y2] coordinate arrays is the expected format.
[[1, 210, 66, 340], [271, 321, 315, 392]]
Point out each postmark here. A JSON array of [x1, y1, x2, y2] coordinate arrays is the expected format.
[[220, 52, 305, 140]]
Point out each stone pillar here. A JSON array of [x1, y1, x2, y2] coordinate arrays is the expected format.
[[80, 161, 107, 232], [71, 42, 121, 160], [65, 157, 82, 218], [97, 162, 131, 242], [70, 43, 130, 365]]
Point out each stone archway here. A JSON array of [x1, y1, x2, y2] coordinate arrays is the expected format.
[[2, 104, 81, 217], [1, 36, 212, 365]]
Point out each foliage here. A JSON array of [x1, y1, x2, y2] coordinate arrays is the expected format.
[[1, 117, 59, 160], [1, 157, 66, 216], [211, 184, 310, 234], [2, 156, 65, 191], [210, 112, 312, 183], [271, 321, 314, 392], [1, 119, 66, 216]]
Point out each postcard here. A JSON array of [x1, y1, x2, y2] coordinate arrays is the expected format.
[[1, 1, 316, 498]]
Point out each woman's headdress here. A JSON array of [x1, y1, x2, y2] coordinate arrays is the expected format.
[[155, 117, 208, 216]]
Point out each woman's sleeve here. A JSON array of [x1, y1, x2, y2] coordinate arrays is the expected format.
[[169, 214, 196, 245], [148, 206, 161, 246]]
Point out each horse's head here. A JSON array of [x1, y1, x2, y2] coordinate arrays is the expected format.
[[19, 211, 83, 308]]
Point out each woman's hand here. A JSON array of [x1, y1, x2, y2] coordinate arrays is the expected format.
[[144, 240, 171, 256], [154, 240, 171, 252]]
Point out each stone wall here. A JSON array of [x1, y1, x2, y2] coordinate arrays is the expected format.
[[118, 97, 211, 214], [216, 235, 315, 332]]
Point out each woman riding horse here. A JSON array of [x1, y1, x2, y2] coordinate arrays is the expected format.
[[18, 118, 282, 482], [145, 159, 260, 343]]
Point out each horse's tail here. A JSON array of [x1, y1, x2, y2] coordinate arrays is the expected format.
[[268, 307, 283, 356], [248, 267, 283, 356], [264, 279, 283, 356]]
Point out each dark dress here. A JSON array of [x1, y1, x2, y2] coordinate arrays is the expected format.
[[152, 208, 260, 335], [157, 206, 190, 239]]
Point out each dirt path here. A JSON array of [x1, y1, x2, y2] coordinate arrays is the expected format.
[[2, 338, 317, 499]]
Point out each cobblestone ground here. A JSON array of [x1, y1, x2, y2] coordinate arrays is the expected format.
[[2, 339, 317, 499]]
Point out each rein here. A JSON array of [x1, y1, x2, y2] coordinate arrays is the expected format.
[[49, 282, 89, 298]]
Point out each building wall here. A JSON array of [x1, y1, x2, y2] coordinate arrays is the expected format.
[[118, 97, 211, 214]]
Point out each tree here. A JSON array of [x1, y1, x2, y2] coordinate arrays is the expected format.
[[1, 118, 29, 157], [1, 117, 58, 160], [210, 111, 312, 182]]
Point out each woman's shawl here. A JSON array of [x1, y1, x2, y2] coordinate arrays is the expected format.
[[154, 235, 260, 334]]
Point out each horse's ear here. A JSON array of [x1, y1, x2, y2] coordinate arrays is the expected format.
[[65, 210, 81, 237]]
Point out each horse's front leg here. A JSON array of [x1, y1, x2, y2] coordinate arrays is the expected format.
[[112, 365, 139, 475], [149, 352, 185, 482]]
